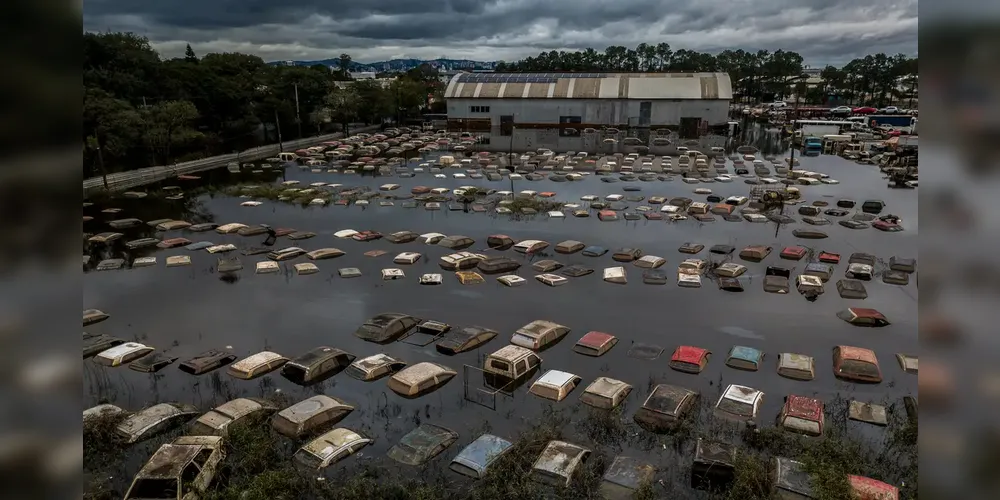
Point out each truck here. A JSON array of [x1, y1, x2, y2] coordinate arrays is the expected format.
[[868, 115, 916, 129], [803, 137, 823, 155]]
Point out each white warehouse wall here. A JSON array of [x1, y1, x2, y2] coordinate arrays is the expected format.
[[446, 98, 730, 126]]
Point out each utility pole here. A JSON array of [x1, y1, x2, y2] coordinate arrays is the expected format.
[[508, 124, 516, 192], [294, 83, 302, 138], [274, 109, 284, 152], [142, 96, 147, 108], [96, 144, 109, 190]]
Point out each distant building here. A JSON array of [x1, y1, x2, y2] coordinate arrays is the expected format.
[[350, 71, 377, 80], [444, 72, 732, 152]]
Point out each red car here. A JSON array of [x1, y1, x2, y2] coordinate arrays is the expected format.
[[818, 251, 840, 264], [352, 230, 382, 242], [852, 107, 877, 114], [669, 346, 711, 374], [779, 246, 807, 260]]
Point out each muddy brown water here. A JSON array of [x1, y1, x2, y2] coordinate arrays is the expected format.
[[83, 150, 917, 497]]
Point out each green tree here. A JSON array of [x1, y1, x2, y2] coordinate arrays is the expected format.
[[83, 88, 143, 180], [141, 100, 201, 164], [352, 79, 393, 124], [337, 53, 352, 80], [184, 44, 198, 62], [324, 87, 361, 134]]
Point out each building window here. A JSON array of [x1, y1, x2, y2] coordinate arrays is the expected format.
[[499, 115, 514, 136], [559, 116, 582, 137], [470, 106, 490, 113]]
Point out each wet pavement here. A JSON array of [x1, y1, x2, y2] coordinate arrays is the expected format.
[[83, 147, 917, 494]]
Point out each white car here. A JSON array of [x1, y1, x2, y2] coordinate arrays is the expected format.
[[714, 174, 733, 183], [830, 106, 852, 115]]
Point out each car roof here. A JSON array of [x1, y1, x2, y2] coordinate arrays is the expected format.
[[534, 370, 578, 388], [723, 384, 763, 404]]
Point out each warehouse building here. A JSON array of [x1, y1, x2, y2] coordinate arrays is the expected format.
[[443, 72, 733, 153]]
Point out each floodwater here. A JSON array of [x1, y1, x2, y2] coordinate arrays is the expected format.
[[83, 147, 917, 496]]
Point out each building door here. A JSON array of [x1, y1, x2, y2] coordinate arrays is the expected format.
[[638, 102, 652, 127], [679, 117, 700, 139]]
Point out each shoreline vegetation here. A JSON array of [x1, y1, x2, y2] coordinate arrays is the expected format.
[[83, 391, 916, 500]]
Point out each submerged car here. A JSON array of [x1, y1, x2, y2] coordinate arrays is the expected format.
[[272, 395, 354, 438], [836, 308, 889, 327], [387, 362, 457, 398], [94, 342, 154, 367], [580, 377, 632, 410], [633, 384, 700, 432], [477, 257, 521, 274], [511, 320, 571, 350], [778, 395, 825, 437], [530, 441, 591, 487], [832, 346, 883, 383], [188, 397, 278, 436], [436, 326, 498, 355], [293, 428, 371, 471], [714, 384, 764, 423], [449, 434, 514, 479], [123, 436, 224, 500], [669, 346, 711, 373], [354, 313, 420, 343], [388, 424, 459, 466], [529, 370, 582, 402], [179, 350, 238, 375], [226, 351, 288, 379], [116, 402, 199, 444], [346, 353, 406, 381], [281, 347, 355, 384]]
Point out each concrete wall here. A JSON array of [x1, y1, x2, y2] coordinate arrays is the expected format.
[[446, 98, 731, 127]]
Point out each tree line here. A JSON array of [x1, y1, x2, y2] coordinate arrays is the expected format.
[[85, 33, 917, 176], [495, 45, 917, 107], [83, 32, 444, 176]]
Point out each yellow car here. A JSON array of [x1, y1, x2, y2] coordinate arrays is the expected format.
[[455, 271, 485, 285]]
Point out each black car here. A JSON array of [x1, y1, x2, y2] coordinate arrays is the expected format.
[[129, 353, 178, 373], [354, 313, 420, 343], [561, 265, 594, 277], [178, 349, 238, 375], [436, 327, 499, 355], [281, 347, 356, 384], [477, 257, 521, 275], [83, 333, 124, 358]]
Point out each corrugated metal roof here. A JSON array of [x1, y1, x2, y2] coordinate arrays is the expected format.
[[445, 73, 732, 100]]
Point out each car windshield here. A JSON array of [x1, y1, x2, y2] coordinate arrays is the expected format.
[[717, 398, 753, 417], [129, 478, 179, 498], [533, 384, 561, 400], [355, 324, 383, 339], [293, 450, 323, 470], [783, 416, 821, 436], [841, 360, 879, 377], [512, 333, 537, 346], [727, 359, 756, 370], [488, 359, 510, 372], [345, 365, 369, 380]]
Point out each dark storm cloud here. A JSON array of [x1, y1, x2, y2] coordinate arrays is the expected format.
[[83, 0, 917, 64]]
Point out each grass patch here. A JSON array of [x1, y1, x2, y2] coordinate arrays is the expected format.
[[84, 395, 917, 500]]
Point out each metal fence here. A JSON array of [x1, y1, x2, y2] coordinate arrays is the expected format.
[[83, 124, 381, 195]]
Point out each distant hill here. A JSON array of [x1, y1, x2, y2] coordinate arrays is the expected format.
[[268, 58, 497, 72]]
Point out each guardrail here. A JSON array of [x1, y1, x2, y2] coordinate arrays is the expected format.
[[83, 124, 381, 195]]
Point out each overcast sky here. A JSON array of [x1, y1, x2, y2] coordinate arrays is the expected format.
[[83, 0, 917, 66]]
